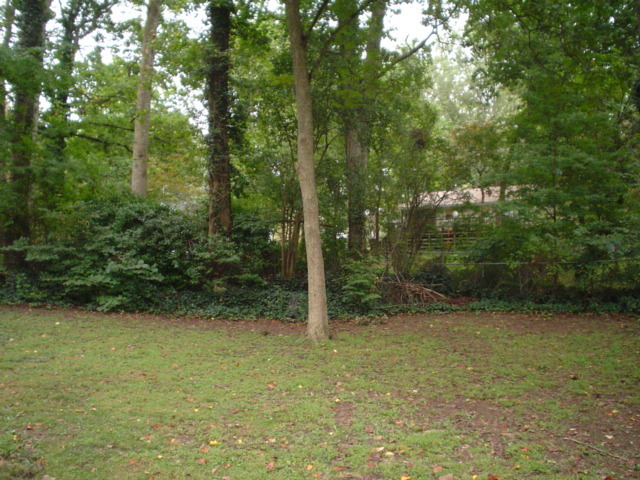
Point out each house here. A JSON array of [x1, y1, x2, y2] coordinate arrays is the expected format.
[[417, 186, 517, 253]]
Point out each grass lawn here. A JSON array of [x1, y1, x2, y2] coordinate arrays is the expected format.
[[1, 307, 639, 480]]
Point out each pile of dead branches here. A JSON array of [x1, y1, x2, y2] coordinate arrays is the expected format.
[[380, 274, 447, 305]]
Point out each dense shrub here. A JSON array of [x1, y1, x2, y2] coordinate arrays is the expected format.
[[230, 211, 280, 276], [337, 258, 383, 313], [1, 197, 242, 310]]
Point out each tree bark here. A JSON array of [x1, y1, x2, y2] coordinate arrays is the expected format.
[[284, 0, 330, 343], [281, 208, 302, 278], [206, 0, 232, 235], [343, 0, 385, 254], [4, 0, 48, 267], [131, 0, 161, 197], [345, 118, 368, 253], [0, 0, 15, 121]]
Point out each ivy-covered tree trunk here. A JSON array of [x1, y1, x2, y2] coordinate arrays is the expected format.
[[131, 0, 161, 197], [4, 0, 48, 268], [206, 0, 232, 235], [284, 0, 329, 343]]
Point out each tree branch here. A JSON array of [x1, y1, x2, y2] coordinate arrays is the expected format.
[[83, 121, 134, 132], [378, 2, 462, 77], [378, 32, 434, 77], [305, 0, 330, 40], [309, 0, 377, 79], [70, 132, 132, 152]]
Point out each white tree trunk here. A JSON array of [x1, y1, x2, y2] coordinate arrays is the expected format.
[[284, 0, 330, 343], [132, 0, 161, 197]]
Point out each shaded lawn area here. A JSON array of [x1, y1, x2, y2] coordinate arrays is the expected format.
[[1, 307, 639, 480]]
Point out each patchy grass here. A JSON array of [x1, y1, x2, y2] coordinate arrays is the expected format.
[[1, 307, 639, 480]]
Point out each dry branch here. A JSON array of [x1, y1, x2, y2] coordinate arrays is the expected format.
[[380, 277, 446, 304]]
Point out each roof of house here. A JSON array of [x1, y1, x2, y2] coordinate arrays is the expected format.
[[417, 186, 519, 209]]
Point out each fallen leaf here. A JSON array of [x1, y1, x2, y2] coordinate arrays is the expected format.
[[197, 458, 207, 464], [306, 464, 314, 471], [433, 465, 444, 473], [266, 461, 275, 470]]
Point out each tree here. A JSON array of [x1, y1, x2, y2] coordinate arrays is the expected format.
[[338, 0, 385, 254], [132, 0, 162, 197], [462, 0, 640, 292], [206, 0, 233, 235], [3, 0, 49, 267], [44, 0, 117, 205], [283, 0, 329, 342], [0, 0, 15, 121]]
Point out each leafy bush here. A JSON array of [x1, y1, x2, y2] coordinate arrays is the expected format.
[[1, 196, 242, 310], [337, 258, 383, 313], [230, 211, 280, 276]]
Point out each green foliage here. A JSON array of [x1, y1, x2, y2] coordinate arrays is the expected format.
[[230, 210, 280, 276], [338, 257, 382, 313], [2, 196, 242, 310]]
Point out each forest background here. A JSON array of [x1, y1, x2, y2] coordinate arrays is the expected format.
[[1, 0, 639, 340]]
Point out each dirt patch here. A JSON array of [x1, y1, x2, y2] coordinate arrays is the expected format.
[[3, 304, 634, 337]]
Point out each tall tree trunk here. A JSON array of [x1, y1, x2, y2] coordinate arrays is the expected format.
[[131, 0, 161, 197], [343, 0, 385, 254], [4, 0, 48, 268], [284, 0, 329, 343], [206, 0, 232, 235], [0, 0, 15, 121], [345, 117, 368, 253]]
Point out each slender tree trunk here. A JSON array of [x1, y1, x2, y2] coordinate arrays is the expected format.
[[0, 0, 15, 121], [206, 0, 232, 235], [4, 0, 48, 268], [51, 1, 79, 160], [345, 118, 368, 253], [284, 0, 329, 342], [343, 0, 385, 254], [281, 208, 302, 278], [636, 0, 640, 41], [131, 0, 161, 197]]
